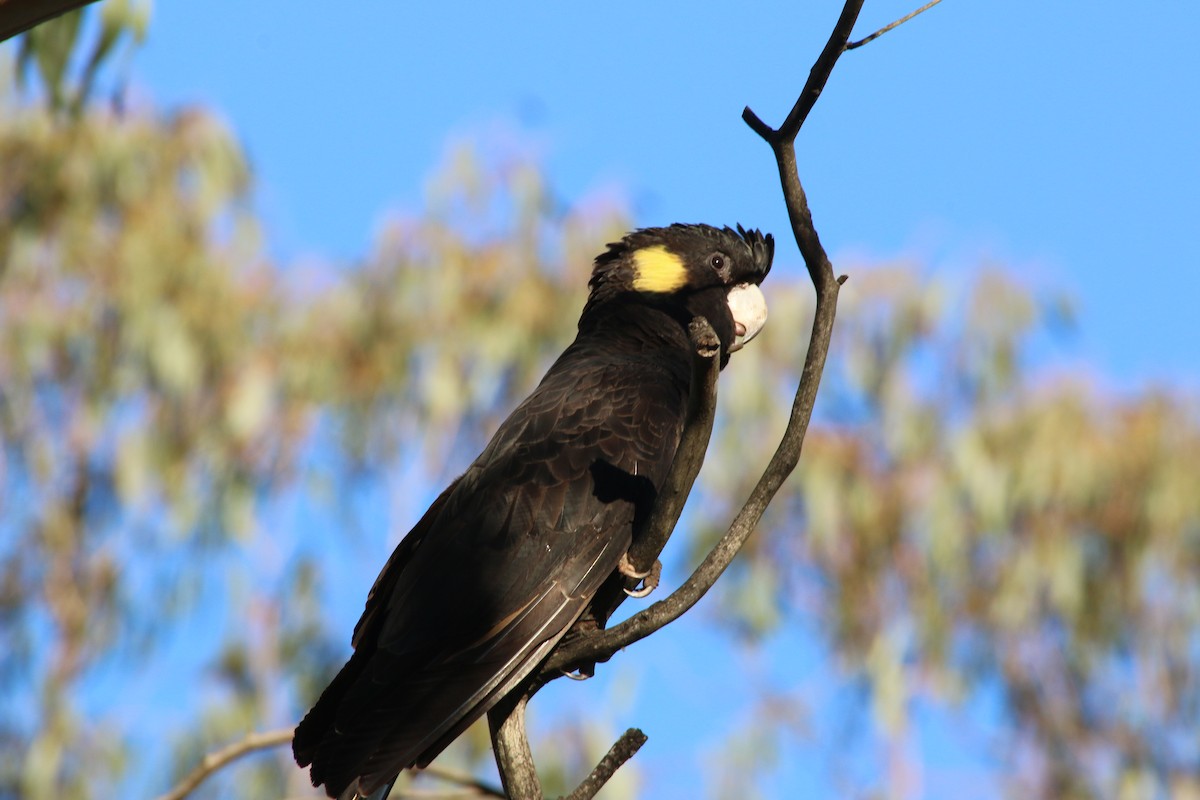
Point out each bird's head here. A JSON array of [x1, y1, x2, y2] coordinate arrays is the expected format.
[[586, 223, 774, 363]]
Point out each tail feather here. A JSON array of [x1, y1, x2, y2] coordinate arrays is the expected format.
[[295, 648, 399, 798], [293, 647, 372, 769]]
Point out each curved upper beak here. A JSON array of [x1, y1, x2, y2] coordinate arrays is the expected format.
[[726, 283, 768, 353]]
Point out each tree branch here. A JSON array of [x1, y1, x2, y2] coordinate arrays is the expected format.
[[743, 0, 864, 147], [487, 689, 541, 800], [558, 728, 647, 800], [154, 728, 294, 800], [846, 0, 945, 50], [543, 0, 858, 678]]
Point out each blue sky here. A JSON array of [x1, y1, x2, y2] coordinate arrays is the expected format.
[[113, 1, 1200, 796], [135, 0, 1199, 392]]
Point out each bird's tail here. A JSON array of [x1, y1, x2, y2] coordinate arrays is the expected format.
[[294, 647, 382, 798]]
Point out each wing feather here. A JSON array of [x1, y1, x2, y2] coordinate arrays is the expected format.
[[295, 342, 689, 798]]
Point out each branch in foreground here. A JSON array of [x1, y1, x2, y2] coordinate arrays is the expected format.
[[546, 0, 859, 678], [487, 689, 541, 799]]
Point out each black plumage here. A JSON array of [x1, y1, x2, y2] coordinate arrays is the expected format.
[[293, 224, 774, 799]]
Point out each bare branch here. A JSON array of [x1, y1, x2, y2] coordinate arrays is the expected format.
[[743, 0, 864, 147], [743, 0, 862, 282], [545, 0, 859, 676], [154, 728, 293, 800], [847, 0, 945, 50], [558, 729, 647, 800]]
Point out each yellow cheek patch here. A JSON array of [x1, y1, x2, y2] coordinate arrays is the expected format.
[[631, 245, 688, 293]]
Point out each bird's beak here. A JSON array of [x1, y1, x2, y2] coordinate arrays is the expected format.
[[726, 283, 767, 353]]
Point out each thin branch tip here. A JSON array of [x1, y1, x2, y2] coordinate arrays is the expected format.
[[837, 274, 848, 285], [846, 0, 945, 50]]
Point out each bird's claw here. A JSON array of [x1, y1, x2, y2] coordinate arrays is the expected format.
[[619, 554, 662, 598], [624, 576, 657, 599]]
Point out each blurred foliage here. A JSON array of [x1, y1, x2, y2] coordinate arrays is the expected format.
[[706, 265, 1200, 798], [3, 8, 1199, 800], [13, 0, 149, 116]]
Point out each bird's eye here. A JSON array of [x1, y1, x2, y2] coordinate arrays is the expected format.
[[709, 254, 725, 272]]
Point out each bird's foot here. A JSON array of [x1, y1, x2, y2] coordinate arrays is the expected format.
[[619, 554, 662, 598]]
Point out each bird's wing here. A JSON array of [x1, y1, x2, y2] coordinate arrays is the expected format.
[[295, 349, 687, 797]]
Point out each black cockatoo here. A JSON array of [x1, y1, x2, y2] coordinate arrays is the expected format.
[[294, 223, 773, 799]]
